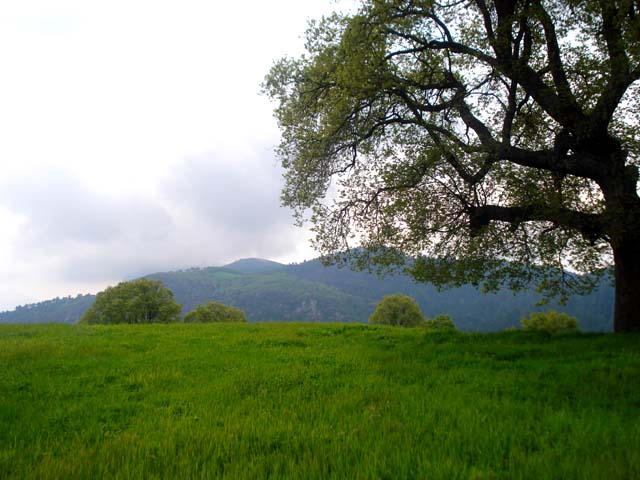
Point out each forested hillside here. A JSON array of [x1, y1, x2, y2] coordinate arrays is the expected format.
[[146, 267, 370, 323], [0, 294, 95, 324], [0, 258, 614, 331], [283, 259, 614, 331]]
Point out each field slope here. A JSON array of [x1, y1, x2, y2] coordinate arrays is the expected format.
[[1, 323, 639, 479]]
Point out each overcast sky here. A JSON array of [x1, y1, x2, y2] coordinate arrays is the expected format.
[[0, 0, 351, 311]]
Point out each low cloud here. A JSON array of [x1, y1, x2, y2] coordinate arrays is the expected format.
[[163, 146, 294, 239], [156, 146, 308, 267], [0, 150, 311, 310], [0, 168, 173, 249]]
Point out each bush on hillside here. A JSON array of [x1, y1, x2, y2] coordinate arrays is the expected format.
[[369, 294, 425, 327], [520, 310, 580, 334], [80, 279, 181, 324], [184, 301, 247, 323], [424, 314, 457, 331]]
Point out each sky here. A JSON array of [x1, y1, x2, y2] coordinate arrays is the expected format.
[[0, 0, 352, 311]]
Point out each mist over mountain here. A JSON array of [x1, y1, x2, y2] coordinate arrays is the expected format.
[[0, 257, 614, 331]]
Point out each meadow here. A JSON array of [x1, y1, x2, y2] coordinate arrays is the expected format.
[[1, 322, 639, 479]]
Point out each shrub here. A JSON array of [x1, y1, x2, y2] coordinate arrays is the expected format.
[[424, 314, 457, 331], [369, 294, 425, 327], [520, 310, 580, 334], [80, 279, 181, 324], [184, 301, 247, 323]]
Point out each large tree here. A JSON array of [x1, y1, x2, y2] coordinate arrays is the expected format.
[[264, 0, 640, 332], [80, 279, 181, 325]]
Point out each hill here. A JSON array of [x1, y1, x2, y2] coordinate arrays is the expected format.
[[0, 257, 614, 331], [145, 267, 371, 323], [283, 259, 614, 331], [0, 294, 95, 324], [223, 258, 285, 274]]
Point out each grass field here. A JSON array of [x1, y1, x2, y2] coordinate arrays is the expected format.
[[1, 323, 639, 479]]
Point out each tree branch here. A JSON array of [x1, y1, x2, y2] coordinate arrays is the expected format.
[[498, 145, 603, 180], [473, 0, 495, 41], [502, 79, 519, 143], [456, 98, 497, 146], [532, 0, 579, 109], [589, 0, 637, 132], [468, 204, 606, 240], [384, 16, 587, 130]]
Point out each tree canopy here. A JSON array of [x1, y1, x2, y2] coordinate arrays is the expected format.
[[80, 279, 181, 325], [369, 293, 426, 326], [265, 0, 640, 331], [183, 301, 248, 323]]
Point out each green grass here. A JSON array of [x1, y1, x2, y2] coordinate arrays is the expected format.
[[1, 323, 639, 479]]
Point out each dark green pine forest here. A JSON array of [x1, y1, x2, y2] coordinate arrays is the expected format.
[[0, 257, 613, 331]]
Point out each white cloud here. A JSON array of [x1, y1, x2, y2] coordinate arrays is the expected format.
[[0, 1, 352, 310], [0, 153, 315, 310], [0, 169, 173, 248]]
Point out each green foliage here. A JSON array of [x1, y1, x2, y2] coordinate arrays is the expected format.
[[369, 294, 425, 327], [264, 0, 640, 324], [183, 301, 247, 323], [1, 323, 639, 478], [79, 279, 181, 325], [521, 310, 580, 335], [424, 314, 457, 332]]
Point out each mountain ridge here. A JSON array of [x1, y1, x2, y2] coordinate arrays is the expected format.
[[0, 257, 614, 331], [222, 258, 285, 274]]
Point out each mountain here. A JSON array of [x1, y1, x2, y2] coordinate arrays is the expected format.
[[283, 259, 614, 332], [0, 294, 95, 324], [223, 258, 285, 274], [145, 267, 370, 323], [0, 257, 614, 331]]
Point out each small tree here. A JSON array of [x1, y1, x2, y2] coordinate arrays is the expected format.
[[184, 301, 247, 323], [521, 310, 580, 334], [424, 314, 457, 332], [80, 279, 181, 324], [369, 294, 425, 327]]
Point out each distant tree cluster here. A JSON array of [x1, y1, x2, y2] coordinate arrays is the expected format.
[[80, 279, 182, 325], [521, 310, 580, 334], [184, 301, 247, 323], [79, 279, 249, 325], [424, 314, 457, 332], [369, 294, 459, 331]]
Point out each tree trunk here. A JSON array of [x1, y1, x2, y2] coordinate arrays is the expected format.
[[613, 242, 640, 332]]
